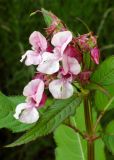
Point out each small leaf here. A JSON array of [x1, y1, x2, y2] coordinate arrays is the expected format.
[[91, 56, 114, 86], [6, 95, 82, 147]]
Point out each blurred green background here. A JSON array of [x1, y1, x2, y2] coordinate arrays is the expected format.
[[0, 0, 114, 159]]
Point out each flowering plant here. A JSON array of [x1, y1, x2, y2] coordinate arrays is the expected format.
[[1, 8, 114, 160]]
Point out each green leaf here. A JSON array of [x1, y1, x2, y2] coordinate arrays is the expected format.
[[95, 139, 106, 160], [102, 119, 114, 154], [6, 95, 82, 147], [55, 124, 105, 160], [105, 120, 114, 133], [8, 95, 25, 104], [95, 84, 114, 111], [54, 124, 86, 160], [102, 134, 114, 154], [54, 104, 105, 160], [91, 56, 114, 86], [0, 93, 34, 132], [54, 103, 86, 160]]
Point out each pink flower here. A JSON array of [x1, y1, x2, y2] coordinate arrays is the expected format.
[[49, 73, 73, 99], [62, 55, 81, 75], [20, 31, 47, 66], [91, 47, 100, 64], [62, 46, 81, 75], [13, 103, 39, 124], [37, 52, 60, 74], [51, 31, 72, 55], [37, 31, 73, 75], [23, 79, 45, 106], [14, 79, 46, 123]]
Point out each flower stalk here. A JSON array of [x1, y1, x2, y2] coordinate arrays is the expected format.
[[84, 92, 94, 160]]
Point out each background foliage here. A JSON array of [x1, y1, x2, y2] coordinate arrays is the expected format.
[[0, 0, 114, 159]]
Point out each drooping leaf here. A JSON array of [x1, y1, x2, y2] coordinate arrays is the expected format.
[[91, 56, 114, 86], [6, 95, 82, 147], [0, 93, 34, 132]]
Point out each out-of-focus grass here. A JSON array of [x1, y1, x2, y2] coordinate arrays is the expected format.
[[0, 0, 114, 159]]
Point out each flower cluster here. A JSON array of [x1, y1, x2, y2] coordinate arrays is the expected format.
[[14, 17, 100, 124]]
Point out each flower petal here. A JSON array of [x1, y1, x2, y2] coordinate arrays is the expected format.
[[20, 50, 42, 66], [49, 79, 73, 99], [39, 93, 47, 107], [62, 55, 81, 75], [51, 31, 72, 54], [68, 56, 81, 75], [29, 31, 47, 51], [37, 52, 59, 74], [64, 45, 82, 63], [35, 80, 45, 106], [14, 103, 39, 124], [23, 79, 44, 99], [62, 54, 69, 75]]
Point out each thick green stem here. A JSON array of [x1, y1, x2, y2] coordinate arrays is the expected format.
[[84, 95, 94, 160]]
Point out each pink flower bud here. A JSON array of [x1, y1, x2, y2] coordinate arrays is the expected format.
[[91, 47, 100, 64]]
